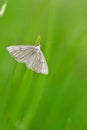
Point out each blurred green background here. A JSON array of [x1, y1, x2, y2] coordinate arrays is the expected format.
[[0, 0, 87, 130]]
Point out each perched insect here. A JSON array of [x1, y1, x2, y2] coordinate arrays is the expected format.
[[0, 1, 7, 16], [6, 44, 48, 75]]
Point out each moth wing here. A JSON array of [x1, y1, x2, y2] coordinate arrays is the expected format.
[[7, 45, 36, 63], [38, 51, 48, 75], [26, 50, 48, 75]]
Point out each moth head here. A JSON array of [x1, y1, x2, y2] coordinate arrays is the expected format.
[[35, 45, 41, 52]]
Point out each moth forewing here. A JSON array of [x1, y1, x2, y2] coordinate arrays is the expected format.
[[7, 45, 35, 63], [39, 51, 48, 74]]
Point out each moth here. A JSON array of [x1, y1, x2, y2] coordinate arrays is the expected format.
[[0, 1, 7, 16], [7, 45, 48, 75]]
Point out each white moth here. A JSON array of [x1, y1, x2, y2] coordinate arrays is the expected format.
[[0, 1, 7, 16], [7, 45, 48, 75]]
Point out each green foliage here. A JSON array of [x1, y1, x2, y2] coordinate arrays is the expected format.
[[0, 0, 87, 130]]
